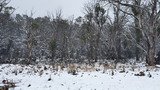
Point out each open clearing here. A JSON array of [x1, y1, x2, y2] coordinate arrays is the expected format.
[[0, 64, 160, 90]]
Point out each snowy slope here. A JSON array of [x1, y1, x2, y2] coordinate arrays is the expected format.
[[0, 64, 160, 90]]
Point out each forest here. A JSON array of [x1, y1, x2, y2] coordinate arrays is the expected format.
[[0, 0, 160, 90], [0, 0, 160, 66]]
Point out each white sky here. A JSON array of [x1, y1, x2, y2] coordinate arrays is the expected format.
[[9, 0, 87, 18]]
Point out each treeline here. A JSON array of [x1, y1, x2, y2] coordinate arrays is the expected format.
[[0, 0, 160, 65]]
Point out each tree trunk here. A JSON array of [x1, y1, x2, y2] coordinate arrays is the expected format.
[[148, 46, 155, 66], [134, 14, 141, 61], [146, 0, 157, 66], [28, 46, 32, 64], [95, 32, 100, 62], [116, 38, 121, 62], [147, 27, 156, 66], [135, 26, 141, 61]]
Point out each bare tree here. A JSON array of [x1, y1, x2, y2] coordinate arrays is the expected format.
[[21, 14, 39, 64], [142, 0, 160, 65], [0, 0, 15, 14], [105, 0, 160, 65], [83, 0, 107, 63]]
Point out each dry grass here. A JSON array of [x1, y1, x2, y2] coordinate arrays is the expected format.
[[67, 63, 78, 75], [36, 61, 153, 74], [51, 63, 66, 71], [52, 62, 124, 73]]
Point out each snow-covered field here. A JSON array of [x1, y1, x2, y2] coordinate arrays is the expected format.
[[0, 63, 160, 90]]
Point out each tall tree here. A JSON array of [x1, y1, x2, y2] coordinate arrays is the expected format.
[[22, 15, 38, 64], [94, 2, 106, 62], [106, 0, 160, 65], [142, 0, 160, 65], [83, 0, 106, 62]]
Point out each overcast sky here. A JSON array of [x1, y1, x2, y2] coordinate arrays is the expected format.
[[9, 0, 87, 18]]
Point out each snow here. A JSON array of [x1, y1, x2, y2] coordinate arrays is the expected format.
[[0, 64, 160, 90]]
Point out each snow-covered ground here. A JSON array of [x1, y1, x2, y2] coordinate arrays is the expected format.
[[0, 63, 160, 90]]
